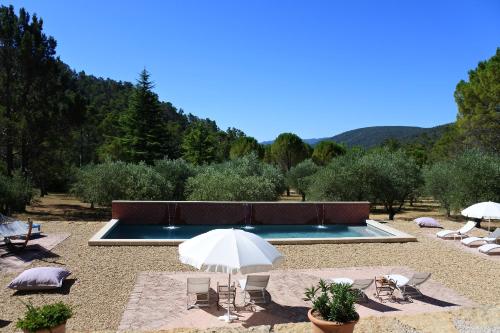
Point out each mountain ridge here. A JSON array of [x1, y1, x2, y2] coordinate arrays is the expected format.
[[261, 124, 451, 148]]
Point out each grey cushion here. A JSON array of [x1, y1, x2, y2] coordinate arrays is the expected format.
[[7, 267, 71, 290]]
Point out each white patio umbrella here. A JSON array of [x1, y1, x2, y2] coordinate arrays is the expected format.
[[461, 201, 500, 231], [178, 228, 283, 322]]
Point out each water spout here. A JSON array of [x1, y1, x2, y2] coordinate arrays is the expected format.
[[242, 203, 255, 230], [315, 203, 327, 229], [165, 203, 179, 230]]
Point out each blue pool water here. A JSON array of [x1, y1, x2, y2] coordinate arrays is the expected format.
[[103, 223, 392, 240]]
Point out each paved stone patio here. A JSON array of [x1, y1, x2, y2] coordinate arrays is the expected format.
[[0, 232, 70, 273], [118, 266, 476, 332]]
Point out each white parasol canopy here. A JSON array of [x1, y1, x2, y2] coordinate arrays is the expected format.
[[179, 228, 283, 322], [461, 201, 500, 230]]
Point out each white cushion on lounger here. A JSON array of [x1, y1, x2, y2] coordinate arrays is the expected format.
[[436, 221, 476, 238], [385, 274, 409, 287], [8, 267, 71, 290], [461, 237, 491, 246], [478, 243, 500, 254]]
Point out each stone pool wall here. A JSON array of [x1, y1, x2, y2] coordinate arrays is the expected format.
[[111, 201, 370, 226]]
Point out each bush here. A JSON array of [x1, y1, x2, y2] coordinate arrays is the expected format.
[[304, 280, 359, 323], [72, 161, 172, 206], [153, 159, 197, 200], [0, 171, 34, 213], [185, 154, 285, 201], [16, 302, 73, 331]]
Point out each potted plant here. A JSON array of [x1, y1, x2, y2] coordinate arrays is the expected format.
[[16, 302, 73, 333], [304, 280, 359, 333]]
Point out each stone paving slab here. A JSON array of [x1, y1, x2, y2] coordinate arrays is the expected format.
[[0, 232, 70, 273], [118, 266, 476, 332]]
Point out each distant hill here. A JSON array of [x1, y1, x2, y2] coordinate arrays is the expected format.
[[262, 124, 451, 148]]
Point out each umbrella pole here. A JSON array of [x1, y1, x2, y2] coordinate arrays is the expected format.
[[219, 272, 236, 322], [227, 273, 231, 321]]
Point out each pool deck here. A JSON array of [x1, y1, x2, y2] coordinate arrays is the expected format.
[[117, 266, 475, 332], [88, 219, 416, 246]]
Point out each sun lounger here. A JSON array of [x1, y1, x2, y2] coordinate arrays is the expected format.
[[385, 272, 431, 301], [436, 221, 476, 239], [0, 218, 34, 251], [478, 243, 500, 255], [186, 277, 210, 309], [331, 278, 373, 302], [461, 228, 500, 247], [238, 275, 270, 304]]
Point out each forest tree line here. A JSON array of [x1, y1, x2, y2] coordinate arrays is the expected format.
[[0, 6, 499, 219]]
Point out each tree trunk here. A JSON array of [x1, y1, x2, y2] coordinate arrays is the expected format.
[[6, 137, 13, 176], [388, 206, 396, 220], [301, 193, 306, 201], [286, 187, 290, 197]]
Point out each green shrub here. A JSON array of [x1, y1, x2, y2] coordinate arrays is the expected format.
[[185, 154, 284, 201], [153, 159, 197, 200], [72, 161, 172, 206], [16, 302, 73, 331], [0, 171, 34, 213], [304, 280, 359, 323]]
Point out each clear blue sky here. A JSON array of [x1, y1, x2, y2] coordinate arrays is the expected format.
[[7, 0, 500, 141]]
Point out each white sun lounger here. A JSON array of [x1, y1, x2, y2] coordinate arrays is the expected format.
[[478, 243, 500, 255], [238, 275, 270, 304], [385, 272, 431, 300], [186, 277, 210, 309], [436, 221, 476, 239], [331, 278, 373, 302], [461, 228, 500, 247]]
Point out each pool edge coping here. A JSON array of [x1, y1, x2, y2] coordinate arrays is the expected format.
[[88, 219, 416, 246]]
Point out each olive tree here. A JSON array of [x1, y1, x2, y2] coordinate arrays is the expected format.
[[360, 150, 422, 220], [72, 161, 172, 206], [287, 159, 320, 201], [308, 151, 369, 202], [424, 162, 458, 216], [185, 154, 284, 201], [308, 149, 422, 220], [153, 159, 197, 200], [424, 150, 500, 218]]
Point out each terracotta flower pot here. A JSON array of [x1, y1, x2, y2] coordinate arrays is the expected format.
[[308, 309, 358, 333], [23, 322, 66, 333]]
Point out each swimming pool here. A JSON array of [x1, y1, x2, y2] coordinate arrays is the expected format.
[[89, 219, 416, 245], [104, 223, 392, 240]]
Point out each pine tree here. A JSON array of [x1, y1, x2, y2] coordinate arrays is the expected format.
[[119, 69, 168, 164]]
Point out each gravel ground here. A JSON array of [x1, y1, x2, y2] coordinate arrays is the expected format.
[[1, 212, 499, 332]]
